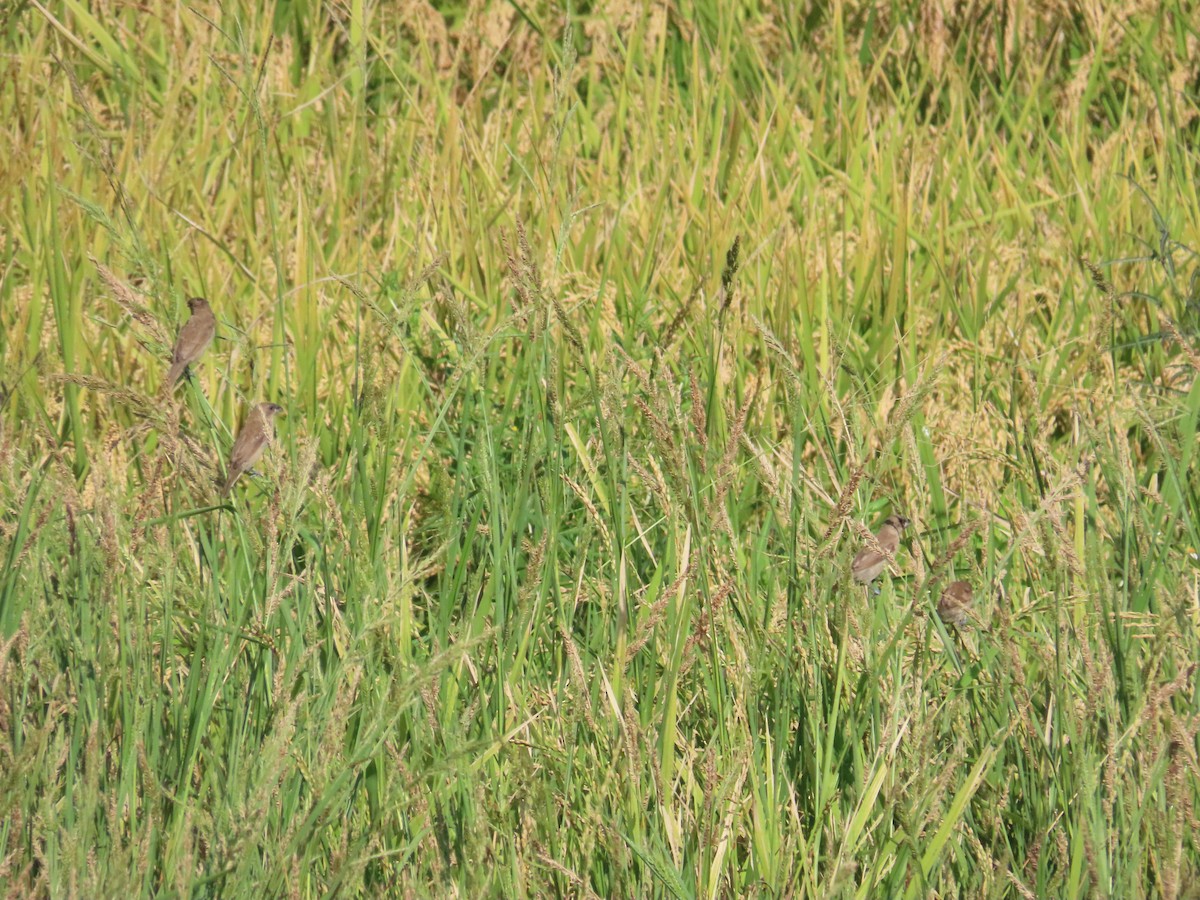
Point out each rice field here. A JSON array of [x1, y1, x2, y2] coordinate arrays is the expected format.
[[2, 1, 1200, 897]]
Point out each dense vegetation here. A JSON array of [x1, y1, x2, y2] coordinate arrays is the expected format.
[[2, 1, 1199, 896]]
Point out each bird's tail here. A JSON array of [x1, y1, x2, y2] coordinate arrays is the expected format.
[[164, 360, 186, 391], [220, 469, 240, 496]]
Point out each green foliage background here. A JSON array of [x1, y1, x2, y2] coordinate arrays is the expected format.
[[2, 1, 1199, 896]]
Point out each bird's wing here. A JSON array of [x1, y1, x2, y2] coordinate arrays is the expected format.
[[852, 546, 885, 570], [229, 423, 270, 472], [173, 314, 215, 364]]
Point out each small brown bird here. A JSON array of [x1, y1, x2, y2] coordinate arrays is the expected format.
[[938, 580, 974, 627], [852, 514, 911, 584], [165, 297, 216, 387], [221, 402, 284, 496]]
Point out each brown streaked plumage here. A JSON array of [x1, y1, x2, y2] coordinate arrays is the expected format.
[[938, 580, 974, 627], [165, 297, 216, 387], [852, 514, 911, 584], [221, 402, 284, 496]]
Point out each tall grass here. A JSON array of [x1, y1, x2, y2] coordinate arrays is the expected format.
[[2, 1, 1199, 896]]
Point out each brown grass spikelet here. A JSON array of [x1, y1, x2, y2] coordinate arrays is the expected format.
[[91, 257, 170, 345], [1160, 313, 1200, 373], [1169, 718, 1200, 834], [625, 552, 695, 665], [718, 234, 741, 318], [751, 313, 804, 397], [515, 220, 540, 294], [681, 578, 735, 678], [1081, 255, 1126, 359], [505, 220, 587, 357], [628, 453, 672, 514], [688, 366, 707, 457], [542, 353, 561, 428], [632, 394, 684, 484], [611, 345, 652, 394], [657, 283, 700, 367], [51, 374, 157, 418], [519, 532, 548, 604], [0, 618, 28, 739], [883, 352, 946, 447], [9, 473, 62, 577], [707, 388, 756, 536], [917, 0, 948, 78], [821, 466, 868, 547], [919, 517, 984, 598], [1080, 256, 1116, 302], [557, 623, 597, 732], [821, 357, 942, 550], [597, 353, 625, 430], [535, 849, 603, 900], [740, 433, 786, 526], [550, 294, 587, 359], [621, 687, 641, 772], [562, 473, 612, 552], [1005, 866, 1039, 900], [501, 229, 538, 330]]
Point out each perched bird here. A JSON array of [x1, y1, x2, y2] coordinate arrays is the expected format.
[[852, 514, 911, 584], [221, 402, 284, 496], [165, 296, 216, 388], [938, 580, 974, 627]]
